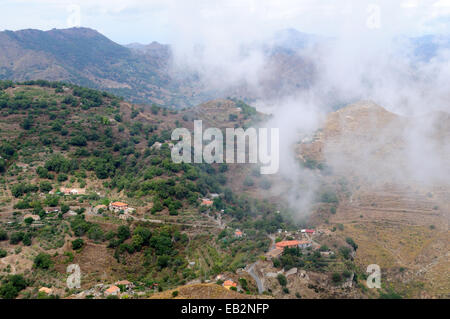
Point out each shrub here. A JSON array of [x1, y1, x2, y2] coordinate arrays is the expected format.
[[0, 249, 7, 258], [36, 167, 49, 178], [87, 226, 104, 241], [117, 225, 130, 241], [277, 274, 287, 287], [157, 255, 169, 269], [345, 237, 358, 250], [342, 270, 352, 279], [0, 230, 8, 241], [72, 238, 84, 250], [22, 233, 32, 246], [339, 247, 352, 260], [172, 290, 179, 298], [33, 253, 53, 269], [0, 275, 28, 299], [9, 232, 24, 245], [39, 181, 53, 193], [61, 204, 70, 214], [332, 272, 342, 283]]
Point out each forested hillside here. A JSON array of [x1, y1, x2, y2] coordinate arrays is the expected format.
[[0, 80, 293, 299]]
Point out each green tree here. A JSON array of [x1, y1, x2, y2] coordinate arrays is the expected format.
[[157, 255, 169, 269], [22, 233, 32, 246], [0, 275, 28, 299], [33, 253, 53, 269], [0, 230, 8, 241], [72, 238, 84, 250], [39, 181, 53, 193], [60, 204, 70, 214], [332, 272, 342, 284], [9, 232, 24, 245], [117, 225, 130, 242], [277, 274, 287, 287]]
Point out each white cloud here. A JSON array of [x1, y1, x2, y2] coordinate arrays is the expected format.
[[0, 0, 448, 43]]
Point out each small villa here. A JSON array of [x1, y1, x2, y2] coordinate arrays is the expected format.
[[104, 285, 120, 296], [275, 240, 301, 249], [234, 230, 243, 238], [109, 201, 132, 213], [201, 199, 213, 206], [223, 280, 237, 290]]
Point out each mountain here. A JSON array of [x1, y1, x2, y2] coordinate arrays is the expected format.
[[297, 102, 450, 298], [0, 27, 319, 108], [0, 28, 200, 107]]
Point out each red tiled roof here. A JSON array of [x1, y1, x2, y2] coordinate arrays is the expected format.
[[105, 285, 120, 293], [223, 280, 237, 287], [275, 240, 301, 249], [111, 202, 128, 207], [202, 199, 213, 206]]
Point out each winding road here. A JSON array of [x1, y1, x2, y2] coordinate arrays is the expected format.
[[247, 262, 264, 294]]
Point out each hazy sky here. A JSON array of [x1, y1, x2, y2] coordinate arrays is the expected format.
[[0, 0, 449, 44]]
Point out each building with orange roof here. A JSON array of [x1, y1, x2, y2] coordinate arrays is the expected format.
[[201, 199, 213, 206], [234, 230, 243, 238], [104, 285, 120, 296], [109, 201, 132, 213], [223, 280, 237, 290], [275, 240, 312, 249], [275, 240, 301, 249]]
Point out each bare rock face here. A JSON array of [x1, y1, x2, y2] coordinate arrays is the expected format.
[[285, 267, 298, 277]]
